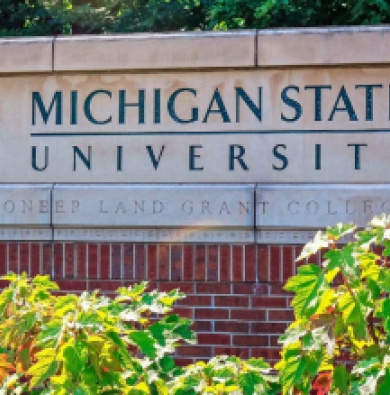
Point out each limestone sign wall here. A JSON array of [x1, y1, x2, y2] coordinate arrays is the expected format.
[[1, 27, 390, 242]]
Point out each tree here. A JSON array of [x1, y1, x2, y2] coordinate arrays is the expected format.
[[208, 0, 390, 30], [1, 1, 390, 37]]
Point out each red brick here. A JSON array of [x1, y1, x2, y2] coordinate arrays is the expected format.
[[195, 245, 206, 281], [89, 280, 121, 292], [172, 307, 193, 319], [245, 245, 256, 282], [269, 284, 291, 296], [207, 245, 218, 281], [231, 310, 266, 321], [268, 309, 295, 321], [111, 244, 122, 279], [42, 243, 52, 275], [64, 244, 75, 278], [232, 245, 243, 282], [233, 335, 268, 347], [232, 283, 255, 295], [197, 282, 230, 294], [183, 245, 194, 281], [214, 347, 249, 359], [52, 243, 64, 279], [270, 336, 280, 347], [158, 245, 169, 281], [251, 348, 280, 361], [215, 322, 249, 333], [57, 280, 87, 292], [214, 296, 249, 307], [197, 333, 230, 345], [135, 244, 145, 280], [294, 246, 305, 271], [195, 308, 229, 320], [123, 243, 134, 279], [252, 297, 287, 308], [158, 281, 194, 293], [219, 244, 230, 282], [30, 243, 40, 277], [192, 321, 212, 332], [258, 245, 269, 282], [282, 246, 294, 282], [77, 243, 87, 278], [147, 245, 157, 280], [270, 246, 281, 282], [20, 243, 29, 274], [177, 346, 212, 357], [8, 244, 18, 273], [0, 279, 10, 289], [88, 244, 98, 279], [100, 244, 110, 279], [171, 245, 182, 281], [176, 295, 211, 306], [251, 322, 288, 334], [174, 358, 195, 367], [0, 244, 6, 276]]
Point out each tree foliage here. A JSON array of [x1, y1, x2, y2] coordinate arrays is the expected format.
[[277, 215, 390, 394], [1, 0, 390, 36]]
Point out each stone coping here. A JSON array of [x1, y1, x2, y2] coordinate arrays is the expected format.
[[1, 26, 390, 73]]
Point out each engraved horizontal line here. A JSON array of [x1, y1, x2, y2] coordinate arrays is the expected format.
[[30, 129, 390, 137]]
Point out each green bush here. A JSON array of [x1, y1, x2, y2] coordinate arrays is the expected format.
[[6, 214, 390, 394], [0, 273, 272, 394], [0, 274, 196, 394], [167, 355, 279, 394], [277, 214, 390, 394]]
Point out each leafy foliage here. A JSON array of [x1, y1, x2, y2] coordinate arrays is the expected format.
[[2, 0, 390, 36], [0, 274, 196, 394], [276, 215, 390, 394], [0, 273, 273, 394], [167, 355, 280, 395]]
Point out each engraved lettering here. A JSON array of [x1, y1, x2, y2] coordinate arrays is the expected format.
[[327, 200, 337, 215], [3, 200, 14, 213], [257, 201, 269, 215], [306, 201, 319, 214], [219, 202, 231, 215], [153, 200, 164, 214], [22, 200, 33, 213], [182, 201, 193, 214], [346, 200, 355, 214], [39, 200, 49, 213], [288, 201, 299, 214], [364, 200, 373, 214], [99, 200, 108, 213], [72, 200, 80, 213], [55, 200, 64, 213]]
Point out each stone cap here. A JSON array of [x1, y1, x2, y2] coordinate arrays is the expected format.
[[257, 25, 390, 67], [2, 25, 390, 73], [0, 37, 53, 73], [53, 31, 256, 71]]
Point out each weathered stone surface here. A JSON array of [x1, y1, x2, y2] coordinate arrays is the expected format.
[[0, 185, 51, 226], [0, 228, 52, 241], [54, 228, 254, 243], [52, 184, 255, 229], [0, 38, 53, 73], [54, 31, 256, 71], [257, 26, 390, 67], [256, 185, 390, 229]]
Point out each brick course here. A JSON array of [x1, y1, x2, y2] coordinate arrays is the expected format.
[[0, 242, 315, 364]]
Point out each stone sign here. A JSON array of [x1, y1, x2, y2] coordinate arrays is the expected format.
[[1, 69, 390, 183], [1, 29, 390, 241]]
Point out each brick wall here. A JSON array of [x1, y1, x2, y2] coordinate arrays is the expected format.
[[0, 242, 318, 365]]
